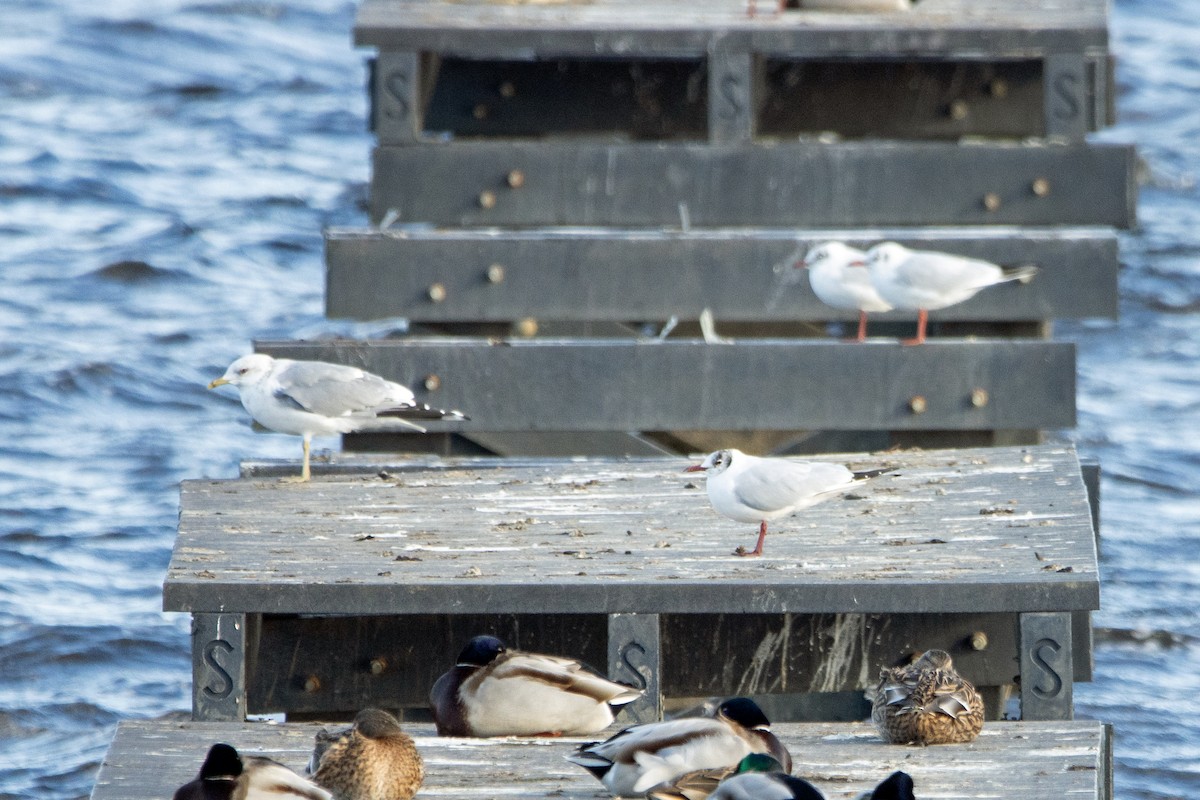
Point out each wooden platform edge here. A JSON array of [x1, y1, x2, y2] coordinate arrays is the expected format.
[[91, 718, 1111, 800]]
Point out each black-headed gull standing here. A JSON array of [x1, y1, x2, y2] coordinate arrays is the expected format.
[[685, 449, 892, 557], [866, 242, 1038, 345], [208, 353, 467, 481], [798, 241, 893, 342]]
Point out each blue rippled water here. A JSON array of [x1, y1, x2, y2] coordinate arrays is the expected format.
[[0, 0, 1196, 797]]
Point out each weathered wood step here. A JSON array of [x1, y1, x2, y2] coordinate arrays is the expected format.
[[324, 226, 1118, 323], [367, 141, 1136, 228], [255, 338, 1077, 434], [91, 718, 1113, 800], [165, 445, 1097, 720], [359, 0, 1114, 143]]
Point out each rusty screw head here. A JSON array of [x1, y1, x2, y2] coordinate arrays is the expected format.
[[909, 395, 927, 414], [369, 657, 388, 675], [982, 192, 1002, 212], [1031, 177, 1051, 197], [427, 282, 447, 303], [499, 81, 516, 99], [989, 78, 1009, 98], [304, 675, 321, 693], [423, 374, 441, 391], [970, 387, 989, 408], [970, 631, 989, 651], [514, 317, 538, 338], [486, 263, 506, 284], [948, 99, 969, 121], [478, 190, 497, 210], [506, 169, 525, 189]]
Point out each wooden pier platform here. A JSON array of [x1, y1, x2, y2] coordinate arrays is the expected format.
[[90, 718, 1112, 800], [165, 444, 1098, 723]]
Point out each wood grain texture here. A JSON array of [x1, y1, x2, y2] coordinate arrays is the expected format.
[[164, 444, 1099, 615], [91, 718, 1109, 800], [324, 226, 1118, 323]]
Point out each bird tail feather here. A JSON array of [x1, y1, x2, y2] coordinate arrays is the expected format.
[[1001, 265, 1039, 284]]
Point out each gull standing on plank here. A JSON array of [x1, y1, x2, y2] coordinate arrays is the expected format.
[[798, 241, 892, 342], [429, 634, 643, 737], [685, 449, 892, 557], [208, 353, 467, 481], [866, 242, 1039, 345]]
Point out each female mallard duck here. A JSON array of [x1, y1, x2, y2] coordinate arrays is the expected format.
[[872, 649, 985, 744], [566, 696, 792, 797], [308, 708, 423, 800], [430, 634, 643, 737], [173, 742, 331, 800]]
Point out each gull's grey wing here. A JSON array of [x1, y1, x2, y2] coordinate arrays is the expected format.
[[273, 360, 415, 417], [899, 251, 1000, 292], [733, 460, 854, 514]]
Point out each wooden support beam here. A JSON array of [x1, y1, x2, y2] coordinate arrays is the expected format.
[[190, 612, 248, 721], [608, 613, 663, 722], [1020, 611, 1074, 720]]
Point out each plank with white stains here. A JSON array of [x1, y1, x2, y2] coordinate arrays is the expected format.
[[91, 718, 1112, 800]]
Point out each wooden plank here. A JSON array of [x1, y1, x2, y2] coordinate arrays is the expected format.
[[324, 227, 1119, 323], [241, 609, 1090, 716], [368, 141, 1136, 228], [163, 444, 1099, 617], [91, 719, 1109, 800], [354, 0, 1110, 58], [254, 339, 1077, 432]]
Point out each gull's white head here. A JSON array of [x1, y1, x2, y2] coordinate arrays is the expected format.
[[684, 448, 740, 477], [802, 241, 864, 270], [865, 242, 911, 270], [208, 353, 276, 390]]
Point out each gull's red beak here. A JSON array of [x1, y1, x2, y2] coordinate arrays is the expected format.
[[683, 464, 706, 473]]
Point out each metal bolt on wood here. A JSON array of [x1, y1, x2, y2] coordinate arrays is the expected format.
[[369, 657, 388, 675], [971, 387, 990, 407], [486, 263, 506, 283], [427, 282, 447, 302], [989, 78, 1009, 98], [423, 374, 441, 391], [515, 317, 538, 337], [478, 190, 497, 209], [909, 395, 927, 414], [970, 631, 990, 651], [473, 103, 488, 120], [948, 99, 969, 120], [1032, 177, 1052, 197], [304, 675, 321, 693], [499, 81, 516, 98], [507, 169, 525, 189], [982, 192, 1002, 212]]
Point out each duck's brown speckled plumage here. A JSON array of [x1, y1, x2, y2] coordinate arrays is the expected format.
[[309, 708, 423, 800], [871, 649, 984, 745]]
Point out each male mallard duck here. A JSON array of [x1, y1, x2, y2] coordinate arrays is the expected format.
[[566, 696, 792, 797], [430, 634, 643, 737], [173, 742, 331, 800], [872, 649, 985, 744], [860, 771, 916, 800], [647, 753, 789, 800], [308, 708, 423, 800]]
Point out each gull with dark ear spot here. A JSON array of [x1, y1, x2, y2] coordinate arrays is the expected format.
[[872, 649, 985, 744], [208, 353, 467, 481], [430, 634, 643, 737], [797, 241, 892, 342], [866, 241, 1038, 345], [567, 696, 792, 797], [685, 449, 894, 557], [173, 742, 331, 800]]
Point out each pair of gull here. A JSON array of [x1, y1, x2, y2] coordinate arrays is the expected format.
[[209, 355, 889, 556], [800, 241, 1039, 344]]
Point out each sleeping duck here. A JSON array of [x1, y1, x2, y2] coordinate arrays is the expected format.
[[872, 649, 985, 745], [173, 742, 331, 800], [308, 708, 423, 800], [566, 697, 791, 797], [429, 634, 643, 737]]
